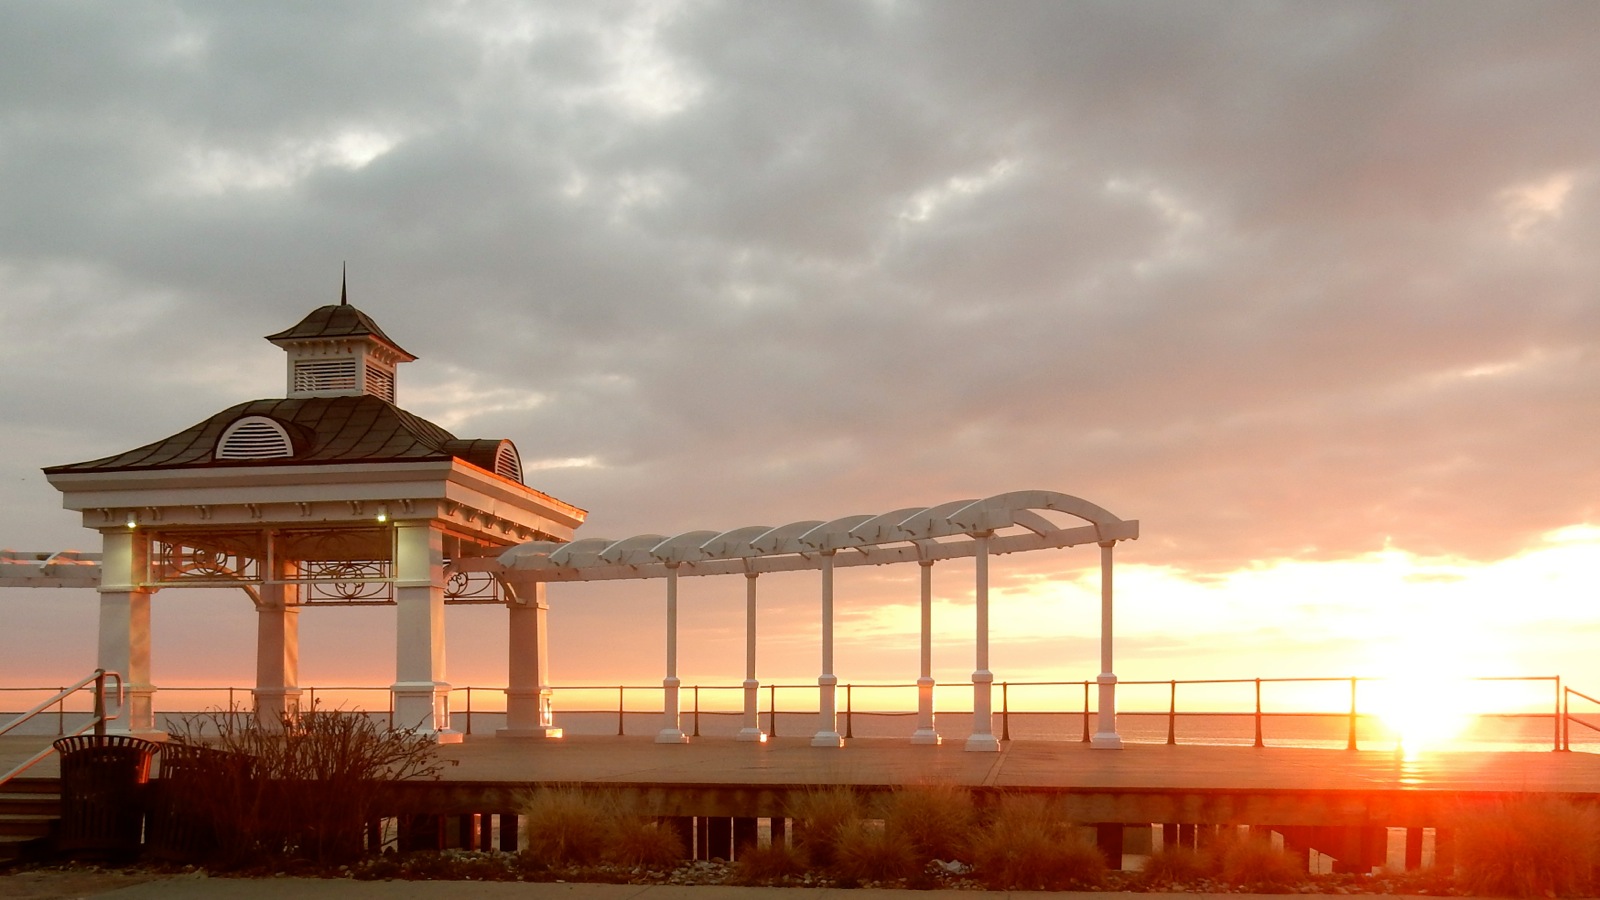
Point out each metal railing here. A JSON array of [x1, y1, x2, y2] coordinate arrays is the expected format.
[[1, 674, 1572, 751], [0, 669, 122, 785]]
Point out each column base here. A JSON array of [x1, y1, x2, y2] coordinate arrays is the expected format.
[[430, 729, 465, 745], [1091, 732, 1124, 749], [735, 728, 768, 743], [965, 733, 1001, 752], [656, 728, 690, 744], [810, 731, 844, 748], [910, 729, 942, 746], [497, 725, 564, 740]]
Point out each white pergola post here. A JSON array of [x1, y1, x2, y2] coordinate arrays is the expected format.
[[812, 550, 843, 747], [392, 521, 460, 742], [1091, 540, 1123, 748], [657, 562, 689, 743], [966, 531, 1000, 751], [736, 570, 766, 741], [911, 559, 940, 745], [253, 554, 301, 729], [502, 581, 562, 738], [97, 528, 157, 735]]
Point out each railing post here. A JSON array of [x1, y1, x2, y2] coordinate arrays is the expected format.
[[1347, 677, 1358, 751], [1254, 678, 1264, 748], [464, 686, 473, 736], [1081, 681, 1091, 743], [1167, 680, 1177, 745], [92, 670, 107, 737], [845, 684, 854, 739], [1555, 676, 1563, 752], [769, 684, 777, 737], [1001, 682, 1010, 742], [693, 685, 701, 738], [618, 686, 626, 736], [57, 688, 65, 736], [1563, 687, 1570, 752]]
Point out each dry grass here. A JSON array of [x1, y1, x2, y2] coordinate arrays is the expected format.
[[882, 783, 974, 862], [1454, 797, 1600, 898], [605, 816, 684, 869], [1212, 833, 1302, 890], [1140, 845, 1211, 886], [733, 840, 810, 882], [786, 786, 862, 868], [969, 793, 1106, 890], [516, 787, 612, 866], [831, 819, 921, 885]]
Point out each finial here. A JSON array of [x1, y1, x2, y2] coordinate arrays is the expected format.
[[340, 262, 348, 306]]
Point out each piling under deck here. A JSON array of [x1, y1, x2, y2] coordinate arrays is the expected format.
[[385, 734, 1600, 826]]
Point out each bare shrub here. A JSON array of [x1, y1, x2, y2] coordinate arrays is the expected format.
[[1455, 798, 1600, 898], [831, 819, 920, 884], [786, 786, 862, 868], [164, 706, 440, 866], [734, 840, 809, 883], [969, 793, 1106, 890], [882, 783, 973, 863], [517, 787, 611, 866]]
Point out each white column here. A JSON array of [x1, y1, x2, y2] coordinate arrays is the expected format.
[[736, 571, 766, 742], [97, 528, 158, 735], [502, 581, 562, 738], [812, 550, 843, 747], [1091, 540, 1123, 749], [966, 531, 1000, 751], [656, 563, 689, 743], [392, 521, 460, 742], [911, 559, 940, 745], [253, 551, 301, 729]]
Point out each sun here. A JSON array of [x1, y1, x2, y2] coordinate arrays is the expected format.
[[1366, 670, 1476, 757]]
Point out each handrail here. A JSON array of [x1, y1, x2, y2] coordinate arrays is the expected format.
[[0, 669, 122, 786], [1562, 686, 1600, 751]]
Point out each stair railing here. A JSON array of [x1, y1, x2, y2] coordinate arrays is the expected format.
[[0, 669, 123, 786]]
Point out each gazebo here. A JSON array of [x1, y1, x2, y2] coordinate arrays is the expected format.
[[40, 287, 584, 741]]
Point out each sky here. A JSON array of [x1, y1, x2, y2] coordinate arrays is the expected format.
[[2, 1, 1598, 727]]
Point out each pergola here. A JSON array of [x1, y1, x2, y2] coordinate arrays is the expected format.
[[460, 489, 1139, 751]]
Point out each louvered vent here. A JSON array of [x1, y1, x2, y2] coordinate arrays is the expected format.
[[495, 442, 523, 483], [364, 364, 395, 402], [293, 358, 358, 394], [216, 416, 294, 460]]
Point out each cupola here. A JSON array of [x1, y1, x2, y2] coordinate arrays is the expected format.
[[264, 273, 416, 403]]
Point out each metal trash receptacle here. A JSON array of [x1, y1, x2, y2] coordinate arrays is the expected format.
[[52, 734, 160, 856]]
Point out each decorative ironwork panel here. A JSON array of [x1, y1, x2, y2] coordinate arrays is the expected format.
[[150, 530, 263, 584], [277, 528, 395, 605], [444, 568, 502, 604], [298, 559, 394, 604]]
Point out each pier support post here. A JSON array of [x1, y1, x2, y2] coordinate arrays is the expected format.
[[253, 555, 301, 728], [658, 563, 689, 743], [1095, 823, 1125, 869], [392, 522, 460, 742], [1091, 540, 1123, 748], [812, 551, 843, 747], [737, 571, 766, 741], [501, 582, 562, 738], [97, 528, 158, 735], [912, 559, 941, 744], [966, 532, 1001, 752]]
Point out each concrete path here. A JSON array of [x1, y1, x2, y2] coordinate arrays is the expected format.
[[0, 871, 1437, 900]]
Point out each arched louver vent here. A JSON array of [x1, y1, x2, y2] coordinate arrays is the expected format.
[[495, 442, 523, 484], [216, 416, 294, 460]]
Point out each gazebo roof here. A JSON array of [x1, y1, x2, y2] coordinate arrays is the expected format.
[[265, 303, 415, 360], [42, 395, 513, 477]]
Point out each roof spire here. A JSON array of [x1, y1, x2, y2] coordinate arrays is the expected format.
[[340, 262, 348, 306]]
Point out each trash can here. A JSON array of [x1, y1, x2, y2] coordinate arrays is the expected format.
[[145, 742, 251, 861], [52, 734, 160, 856]]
